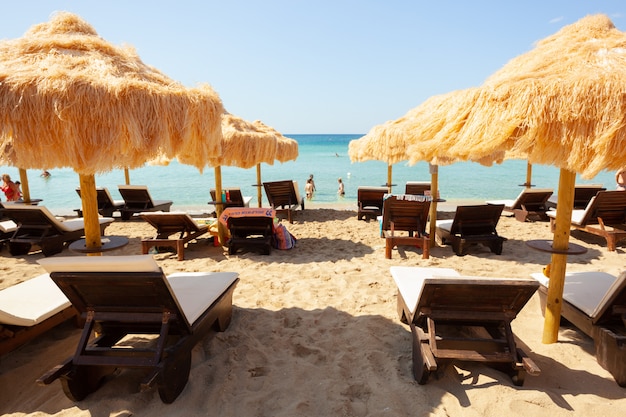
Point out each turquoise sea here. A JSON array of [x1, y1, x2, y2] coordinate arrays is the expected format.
[[1, 134, 617, 216]]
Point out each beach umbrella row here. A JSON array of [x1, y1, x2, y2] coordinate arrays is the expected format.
[[0, 12, 224, 251], [365, 15, 626, 342]]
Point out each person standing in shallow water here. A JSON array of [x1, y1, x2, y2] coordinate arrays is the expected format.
[[337, 177, 345, 197], [305, 178, 314, 200], [308, 174, 316, 194]]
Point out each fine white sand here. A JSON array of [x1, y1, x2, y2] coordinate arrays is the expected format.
[[1, 207, 625, 416]]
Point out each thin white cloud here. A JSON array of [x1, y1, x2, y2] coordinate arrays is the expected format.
[[549, 16, 564, 24]]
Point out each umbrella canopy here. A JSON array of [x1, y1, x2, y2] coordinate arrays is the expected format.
[[391, 14, 626, 342], [0, 12, 223, 250], [348, 94, 453, 244], [211, 113, 298, 244]]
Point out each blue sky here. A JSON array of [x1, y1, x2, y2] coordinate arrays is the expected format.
[[1, 1, 624, 134]]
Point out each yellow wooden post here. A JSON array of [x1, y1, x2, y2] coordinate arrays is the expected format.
[[78, 174, 102, 256], [214, 166, 227, 246], [256, 163, 263, 208], [124, 168, 130, 185], [387, 164, 393, 193], [428, 164, 439, 247], [525, 162, 533, 188], [542, 168, 576, 343], [18, 168, 31, 203]]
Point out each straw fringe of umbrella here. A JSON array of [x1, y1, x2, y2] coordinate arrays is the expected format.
[[0, 12, 224, 251]]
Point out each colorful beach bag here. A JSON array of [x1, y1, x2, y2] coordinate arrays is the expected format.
[[273, 223, 296, 250]]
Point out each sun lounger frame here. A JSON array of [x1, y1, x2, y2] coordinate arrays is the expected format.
[[118, 185, 173, 221], [381, 195, 430, 259], [140, 212, 210, 260], [533, 271, 626, 386], [37, 268, 239, 403], [391, 267, 540, 386], [357, 186, 388, 221], [436, 204, 506, 256], [263, 180, 303, 224], [548, 190, 626, 251]]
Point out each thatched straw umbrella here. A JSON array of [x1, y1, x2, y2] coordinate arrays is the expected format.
[[212, 113, 297, 244], [396, 14, 626, 343], [348, 92, 455, 245], [0, 12, 223, 252]]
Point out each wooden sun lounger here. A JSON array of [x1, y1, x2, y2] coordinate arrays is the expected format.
[[435, 204, 506, 256], [546, 184, 606, 210], [405, 181, 431, 196], [118, 185, 173, 221], [532, 271, 626, 386], [227, 216, 274, 255], [263, 180, 304, 224], [209, 188, 253, 209], [140, 212, 211, 260], [75, 187, 125, 217], [547, 190, 626, 251], [381, 194, 430, 259], [391, 266, 540, 386], [36, 255, 239, 403], [357, 186, 388, 221], [1, 205, 113, 256], [0, 273, 77, 356], [487, 188, 553, 222]]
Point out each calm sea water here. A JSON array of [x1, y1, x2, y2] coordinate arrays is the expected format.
[[2, 134, 617, 216]]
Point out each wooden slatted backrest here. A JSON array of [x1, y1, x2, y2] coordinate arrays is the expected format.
[[263, 180, 299, 208], [381, 195, 431, 236], [450, 204, 504, 236], [587, 190, 626, 225]]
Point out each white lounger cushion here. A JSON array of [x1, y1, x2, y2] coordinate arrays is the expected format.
[[5, 204, 113, 232], [167, 272, 239, 325], [0, 273, 71, 326], [0, 220, 17, 233], [390, 266, 461, 315], [38, 255, 238, 326], [39, 255, 161, 273], [434, 219, 453, 233], [546, 208, 587, 225], [531, 271, 623, 318]]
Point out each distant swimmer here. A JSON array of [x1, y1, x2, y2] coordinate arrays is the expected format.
[[41, 170, 51, 178], [335, 153, 339, 157]]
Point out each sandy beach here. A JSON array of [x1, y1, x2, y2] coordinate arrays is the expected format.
[[1, 206, 625, 416]]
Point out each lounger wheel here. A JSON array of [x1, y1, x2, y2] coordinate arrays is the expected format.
[[158, 350, 192, 403], [60, 365, 111, 402], [9, 242, 31, 255], [41, 243, 63, 257]]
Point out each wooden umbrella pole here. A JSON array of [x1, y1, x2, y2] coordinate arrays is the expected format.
[[525, 162, 533, 188], [387, 164, 393, 193], [257, 163, 262, 208], [542, 168, 576, 343], [18, 168, 31, 203], [78, 174, 102, 256], [428, 164, 439, 247], [124, 168, 130, 185], [214, 166, 227, 246]]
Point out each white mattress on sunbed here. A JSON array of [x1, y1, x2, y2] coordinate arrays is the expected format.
[[38, 255, 238, 326], [531, 271, 621, 318], [0, 274, 71, 326], [390, 267, 461, 316]]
